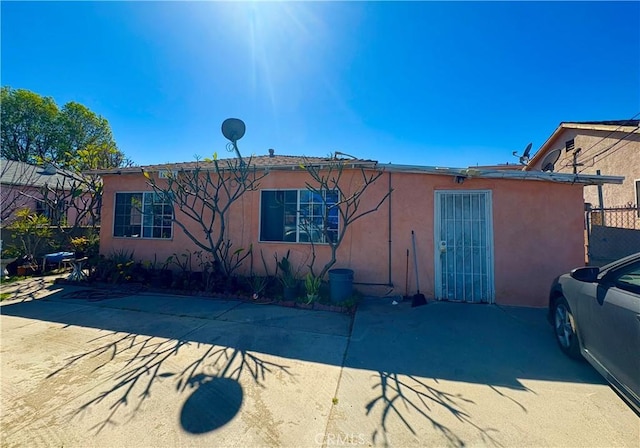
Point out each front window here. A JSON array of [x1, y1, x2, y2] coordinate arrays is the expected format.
[[114, 192, 173, 239], [260, 189, 338, 243]]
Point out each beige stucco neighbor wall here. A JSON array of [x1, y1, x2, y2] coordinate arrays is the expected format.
[[528, 128, 640, 208], [100, 169, 585, 307]]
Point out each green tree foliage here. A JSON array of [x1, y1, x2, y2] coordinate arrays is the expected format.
[[57, 102, 126, 170], [0, 86, 127, 170], [0, 87, 59, 163], [7, 208, 53, 261]]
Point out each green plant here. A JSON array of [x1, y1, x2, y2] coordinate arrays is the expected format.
[[69, 236, 88, 252], [7, 208, 52, 265], [245, 249, 273, 299], [194, 250, 218, 292], [106, 249, 135, 283], [304, 273, 322, 303], [169, 250, 193, 274], [275, 250, 299, 288], [83, 228, 100, 258], [1, 245, 21, 259], [339, 290, 363, 309], [246, 275, 269, 299]]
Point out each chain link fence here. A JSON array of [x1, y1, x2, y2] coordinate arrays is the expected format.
[[586, 206, 640, 266]]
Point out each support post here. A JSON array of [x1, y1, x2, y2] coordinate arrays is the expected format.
[[596, 169, 605, 226]]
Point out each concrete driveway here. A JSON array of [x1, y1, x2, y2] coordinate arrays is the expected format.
[[1, 281, 637, 447]]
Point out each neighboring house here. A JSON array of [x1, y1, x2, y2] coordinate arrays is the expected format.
[[526, 120, 640, 265], [96, 153, 622, 307], [0, 159, 92, 226], [526, 120, 640, 209]]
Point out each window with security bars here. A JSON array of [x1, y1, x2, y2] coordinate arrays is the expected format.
[[114, 192, 173, 239], [260, 189, 339, 243]]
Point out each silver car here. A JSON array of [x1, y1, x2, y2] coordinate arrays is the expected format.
[[548, 252, 640, 414]]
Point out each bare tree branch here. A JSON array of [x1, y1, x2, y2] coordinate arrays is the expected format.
[[144, 156, 267, 277], [302, 157, 392, 280]]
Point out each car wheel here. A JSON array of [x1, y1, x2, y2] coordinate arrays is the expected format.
[[553, 296, 582, 359]]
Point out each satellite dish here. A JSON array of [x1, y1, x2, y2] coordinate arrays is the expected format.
[[512, 142, 533, 165], [541, 148, 561, 172], [221, 118, 246, 143]]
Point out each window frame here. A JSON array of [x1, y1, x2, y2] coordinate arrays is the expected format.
[[259, 188, 339, 244], [607, 260, 640, 295], [112, 191, 173, 240]]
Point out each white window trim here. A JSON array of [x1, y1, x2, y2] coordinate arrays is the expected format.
[[112, 191, 173, 240], [258, 188, 339, 244]]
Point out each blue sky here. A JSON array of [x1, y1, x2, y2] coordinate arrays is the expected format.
[[2, 1, 639, 167]]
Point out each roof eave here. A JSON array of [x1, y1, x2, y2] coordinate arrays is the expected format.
[[526, 122, 640, 169], [383, 163, 623, 185], [93, 159, 379, 176]]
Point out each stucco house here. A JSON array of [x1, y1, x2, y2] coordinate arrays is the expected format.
[[95, 153, 623, 307], [526, 120, 639, 209], [0, 159, 90, 225], [525, 120, 640, 264]]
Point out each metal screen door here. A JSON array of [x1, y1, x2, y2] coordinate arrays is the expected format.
[[434, 191, 494, 303]]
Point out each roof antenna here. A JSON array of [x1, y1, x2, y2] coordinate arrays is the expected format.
[[512, 142, 532, 165], [221, 118, 246, 164]]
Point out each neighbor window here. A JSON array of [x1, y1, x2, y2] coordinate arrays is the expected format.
[[260, 189, 339, 243], [114, 192, 173, 239]]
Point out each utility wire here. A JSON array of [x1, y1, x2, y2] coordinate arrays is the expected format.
[[580, 126, 638, 164], [558, 126, 636, 171], [574, 111, 640, 162], [578, 129, 638, 173]]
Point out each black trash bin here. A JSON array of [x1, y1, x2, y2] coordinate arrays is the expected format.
[[329, 268, 354, 303]]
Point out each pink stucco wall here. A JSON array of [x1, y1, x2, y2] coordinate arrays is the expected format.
[[100, 169, 585, 307], [1, 185, 88, 226]]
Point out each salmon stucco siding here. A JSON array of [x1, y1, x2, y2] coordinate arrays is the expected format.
[[100, 163, 587, 308]]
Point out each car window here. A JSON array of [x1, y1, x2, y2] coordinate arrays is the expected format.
[[610, 261, 640, 294]]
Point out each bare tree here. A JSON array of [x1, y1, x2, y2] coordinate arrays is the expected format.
[[38, 170, 103, 231], [0, 160, 39, 223], [144, 156, 267, 277], [302, 156, 392, 280]]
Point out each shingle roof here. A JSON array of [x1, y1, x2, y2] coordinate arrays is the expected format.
[[93, 154, 379, 175], [0, 159, 86, 189]]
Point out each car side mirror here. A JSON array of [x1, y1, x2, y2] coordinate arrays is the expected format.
[[570, 266, 600, 283]]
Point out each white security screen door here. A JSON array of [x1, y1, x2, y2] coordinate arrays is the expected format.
[[434, 191, 494, 303]]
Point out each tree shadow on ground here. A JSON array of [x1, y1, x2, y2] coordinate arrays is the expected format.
[[366, 371, 502, 447], [2, 288, 607, 446], [45, 331, 290, 434], [0, 276, 61, 302]]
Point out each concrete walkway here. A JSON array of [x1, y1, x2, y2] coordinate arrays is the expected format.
[[0, 281, 637, 447]]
